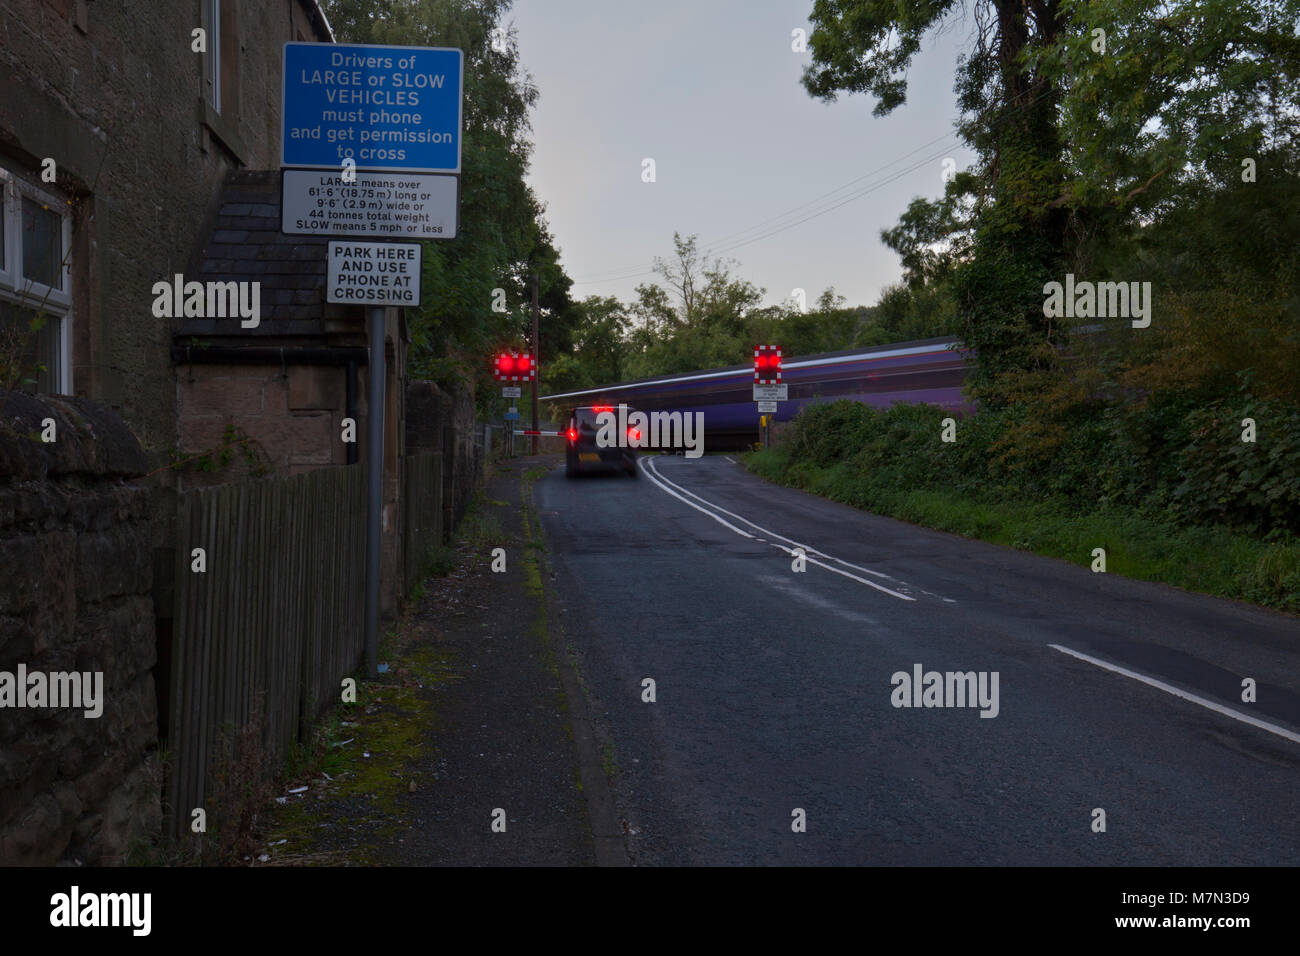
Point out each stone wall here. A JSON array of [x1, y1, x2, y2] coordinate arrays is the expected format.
[[0, 391, 160, 865], [0, 0, 329, 454]]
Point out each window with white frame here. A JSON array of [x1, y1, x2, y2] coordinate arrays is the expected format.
[[0, 165, 73, 395]]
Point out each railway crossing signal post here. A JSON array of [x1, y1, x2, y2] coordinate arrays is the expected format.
[[753, 345, 784, 449], [495, 351, 534, 458]]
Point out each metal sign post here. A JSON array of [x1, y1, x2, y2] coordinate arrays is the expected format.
[[364, 305, 385, 677], [531, 274, 540, 455]]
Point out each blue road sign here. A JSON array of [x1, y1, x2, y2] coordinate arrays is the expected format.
[[504, 408, 520, 421], [283, 42, 463, 173]]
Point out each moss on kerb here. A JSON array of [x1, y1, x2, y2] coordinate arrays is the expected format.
[[520, 465, 567, 713], [519, 466, 549, 602]]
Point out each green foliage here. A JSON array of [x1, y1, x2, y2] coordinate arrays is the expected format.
[[1042, 0, 1300, 224], [749, 406, 1300, 611], [424, 544, 458, 577], [769, 378, 1300, 545], [1173, 397, 1300, 535], [170, 424, 270, 478], [803, 0, 1300, 408], [806, 0, 1071, 393], [859, 282, 956, 345]]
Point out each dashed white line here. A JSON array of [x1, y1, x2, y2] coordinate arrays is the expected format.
[[1049, 643, 1300, 746], [771, 542, 915, 601]]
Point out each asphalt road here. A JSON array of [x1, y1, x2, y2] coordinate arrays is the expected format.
[[537, 453, 1300, 865]]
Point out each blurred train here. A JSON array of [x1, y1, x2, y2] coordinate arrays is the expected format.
[[541, 336, 973, 450]]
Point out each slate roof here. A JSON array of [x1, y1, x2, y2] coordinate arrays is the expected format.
[[175, 168, 338, 341]]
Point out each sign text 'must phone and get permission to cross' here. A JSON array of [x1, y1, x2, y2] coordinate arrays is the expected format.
[[281, 42, 462, 240]]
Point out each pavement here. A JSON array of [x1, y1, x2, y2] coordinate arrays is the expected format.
[[259, 454, 625, 866]]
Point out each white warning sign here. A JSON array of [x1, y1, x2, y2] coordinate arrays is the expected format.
[[326, 241, 423, 306]]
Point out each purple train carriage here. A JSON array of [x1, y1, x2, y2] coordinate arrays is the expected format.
[[542, 336, 972, 450]]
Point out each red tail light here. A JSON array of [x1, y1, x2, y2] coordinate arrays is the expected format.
[[592, 404, 614, 414], [628, 427, 641, 442], [566, 427, 578, 442]]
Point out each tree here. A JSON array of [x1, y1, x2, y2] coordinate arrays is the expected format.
[[571, 296, 631, 384], [803, 0, 1300, 402], [804, 0, 1071, 399]]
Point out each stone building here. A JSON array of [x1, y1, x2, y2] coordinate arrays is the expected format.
[[0, 0, 433, 862], [172, 167, 409, 614], [1, 0, 336, 455], [1, 0, 410, 565]]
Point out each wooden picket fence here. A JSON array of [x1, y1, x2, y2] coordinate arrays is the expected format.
[[402, 451, 444, 595], [165, 464, 365, 836]]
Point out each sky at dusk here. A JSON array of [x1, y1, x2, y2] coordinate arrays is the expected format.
[[510, 0, 976, 311]]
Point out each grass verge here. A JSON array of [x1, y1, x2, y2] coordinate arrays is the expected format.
[[745, 447, 1300, 613]]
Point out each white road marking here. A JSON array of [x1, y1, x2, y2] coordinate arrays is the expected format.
[[648, 458, 889, 574], [650, 459, 957, 603], [643, 456, 921, 602], [771, 542, 915, 601], [1049, 643, 1300, 746], [637, 460, 755, 539], [724, 456, 736, 464]]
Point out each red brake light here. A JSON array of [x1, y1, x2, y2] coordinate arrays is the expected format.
[[566, 427, 578, 442], [628, 427, 641, 442], [591, 405, 613, 414]]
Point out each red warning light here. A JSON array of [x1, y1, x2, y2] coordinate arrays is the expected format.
[[754, 345, 782, 385], [494, 352, 535, 381]]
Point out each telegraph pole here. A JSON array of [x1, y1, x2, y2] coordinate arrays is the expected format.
[[531, 273, 540, 455]]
